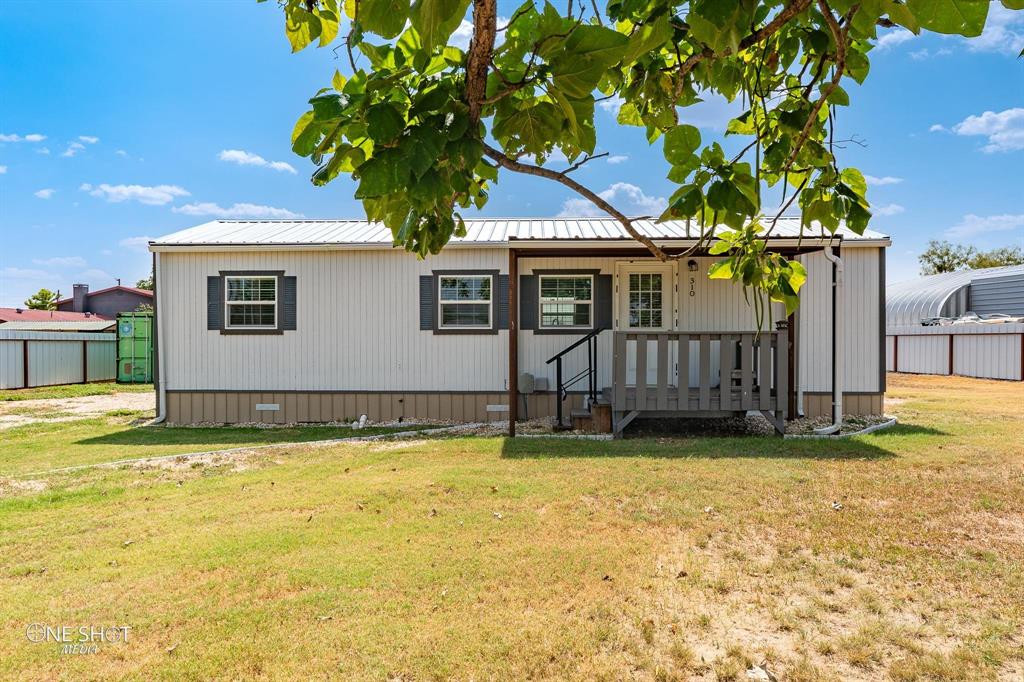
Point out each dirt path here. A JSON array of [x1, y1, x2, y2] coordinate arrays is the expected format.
[[0, 391, 155, 430]]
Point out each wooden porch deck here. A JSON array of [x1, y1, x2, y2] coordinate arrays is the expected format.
[[612, 330, 788, 434]]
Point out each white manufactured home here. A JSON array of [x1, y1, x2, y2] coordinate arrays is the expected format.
[[149, 218, 889, 434]]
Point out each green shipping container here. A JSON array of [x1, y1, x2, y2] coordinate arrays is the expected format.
[[117, 312, 153, 383]]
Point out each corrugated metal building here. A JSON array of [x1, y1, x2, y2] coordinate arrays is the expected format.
[[150, 218, 890, 430], [886, 265, 1024, 381], [0, 330, 117, 389]]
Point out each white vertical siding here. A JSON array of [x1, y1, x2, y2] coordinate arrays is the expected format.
[[0, 340, 25, 389], [158, 246, 885, 394], [954, 334, 1021, 380], [897, 335, 949, 375], [798, 248, 882, 392], [885, 335, 895, 371], [27, 341, 83, 387], [86, 341, 116, 382], [159, 249, 508, 392]]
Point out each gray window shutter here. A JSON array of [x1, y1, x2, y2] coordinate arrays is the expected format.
[[519, 275, 538, 330], [207, 276, 223, 330], [496, 274, 510, 329], [419, 275, 434, 330], [280, 276, 297, 331], [596, 274, 613, 329]]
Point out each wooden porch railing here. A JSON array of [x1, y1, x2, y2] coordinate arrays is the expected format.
[[611, 330, 788, 432]]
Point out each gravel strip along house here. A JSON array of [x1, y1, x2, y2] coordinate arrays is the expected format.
[[149, 218, 889, 434]]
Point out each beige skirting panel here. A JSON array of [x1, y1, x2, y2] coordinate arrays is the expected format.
[[802, 392, 883, 418], [164, 391, 589, 425]]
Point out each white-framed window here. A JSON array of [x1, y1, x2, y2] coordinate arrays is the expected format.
[[225, 276, 277, 329], [627, 272, 664, 328], [539, 275, 593, 328], [438, 274, 492, 329]]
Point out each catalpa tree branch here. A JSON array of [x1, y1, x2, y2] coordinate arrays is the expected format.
[[271, 0, 1016, 313]]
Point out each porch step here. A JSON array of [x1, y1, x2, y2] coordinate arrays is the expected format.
[[570, 403, 612, 434]]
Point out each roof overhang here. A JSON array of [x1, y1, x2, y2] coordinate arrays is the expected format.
[[150, 236, 889, 253]]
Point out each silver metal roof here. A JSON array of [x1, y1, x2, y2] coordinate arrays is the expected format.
[[0, 320, 117, 332], [886, 264, 1024, 327], [151, 218, 889, 248]]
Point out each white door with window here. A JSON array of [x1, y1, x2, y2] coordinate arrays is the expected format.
[[615, 263, 674, 386]]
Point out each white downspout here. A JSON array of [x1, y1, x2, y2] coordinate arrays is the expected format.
[[152, 250, 167, 424], [814, 246, 844, 435]]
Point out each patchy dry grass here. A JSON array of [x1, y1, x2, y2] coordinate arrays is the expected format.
[[0, 374, 1022, 679], [0, 382, 153, 402]]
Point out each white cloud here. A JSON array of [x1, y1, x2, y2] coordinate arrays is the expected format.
[[2, 267, 52, 280], [558, 182, 666, 218], [0, 133, 46, 143], [218, 149, 297, 174], [61, 141, 86, 157], [966, 3, 1024, 56], [33, 256, 87, 268], [864, 175, 903, 186], [909, 47, 952, 60], [172, 202, 303, 219], [873, 203, 905, 216], [115, 149, 128, 157], [945, 213, 1024, 239], [36, 147, 51, 155], [77, 268, 114, 283], [83, 183, 190, 205], [597, 94, 624, 116], [875, 28, 915, 50], [78, 135, 99, 144], [449, 16, 509, 50], [34, 188, 56, 199], [606, 155, 629, 165], [450, 20, 474, 50], [929, 124, 947, 133], [950, 108, 1024, 153], [0, 165, 6, 174], [119, 236, 154, 253]]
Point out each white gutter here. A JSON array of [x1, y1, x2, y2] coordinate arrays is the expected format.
[[153, 251, 167, 424], [814, 246, 844, 435]]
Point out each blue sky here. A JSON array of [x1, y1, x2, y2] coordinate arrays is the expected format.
[[1, 1, 1022, 307]]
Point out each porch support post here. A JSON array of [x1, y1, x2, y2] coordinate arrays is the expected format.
[[786, 311, 794, 417], [508, 248, 518, 437]]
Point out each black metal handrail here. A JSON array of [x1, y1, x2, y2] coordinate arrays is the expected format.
[[545, 327, 604, 427]]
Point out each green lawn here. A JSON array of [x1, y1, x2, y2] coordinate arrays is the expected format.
[[0, 416, 443, 476], [0, 382, 153, 402], [1, 375, 1022, 680]]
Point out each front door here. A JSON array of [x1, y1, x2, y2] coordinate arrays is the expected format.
[[616, 262, 674, 385]]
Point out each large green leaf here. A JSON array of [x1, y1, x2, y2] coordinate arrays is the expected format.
[[906, 0, 989, 36], [354, 149, 409, 198], [285, 4, 321, 53], [549, 25, 629, 98], [361, 0, 410, 39], [687, 0, 755, 54], [366, 103, 405, 143], [663, 124, 702, 165], [621, 14, 673, 64], [410, 0, 471, 52]]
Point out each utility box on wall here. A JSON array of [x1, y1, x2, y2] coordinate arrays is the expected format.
[[117, 312, 153, 383]]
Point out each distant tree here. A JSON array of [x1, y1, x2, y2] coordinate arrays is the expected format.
[[135, 275, 154, 290], [920, 241, 1024, 275], [919, 241, 974, 275], [24, 288, 58, 310], [135, 302, 154, 313], [968, 245, 1024, 270]]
